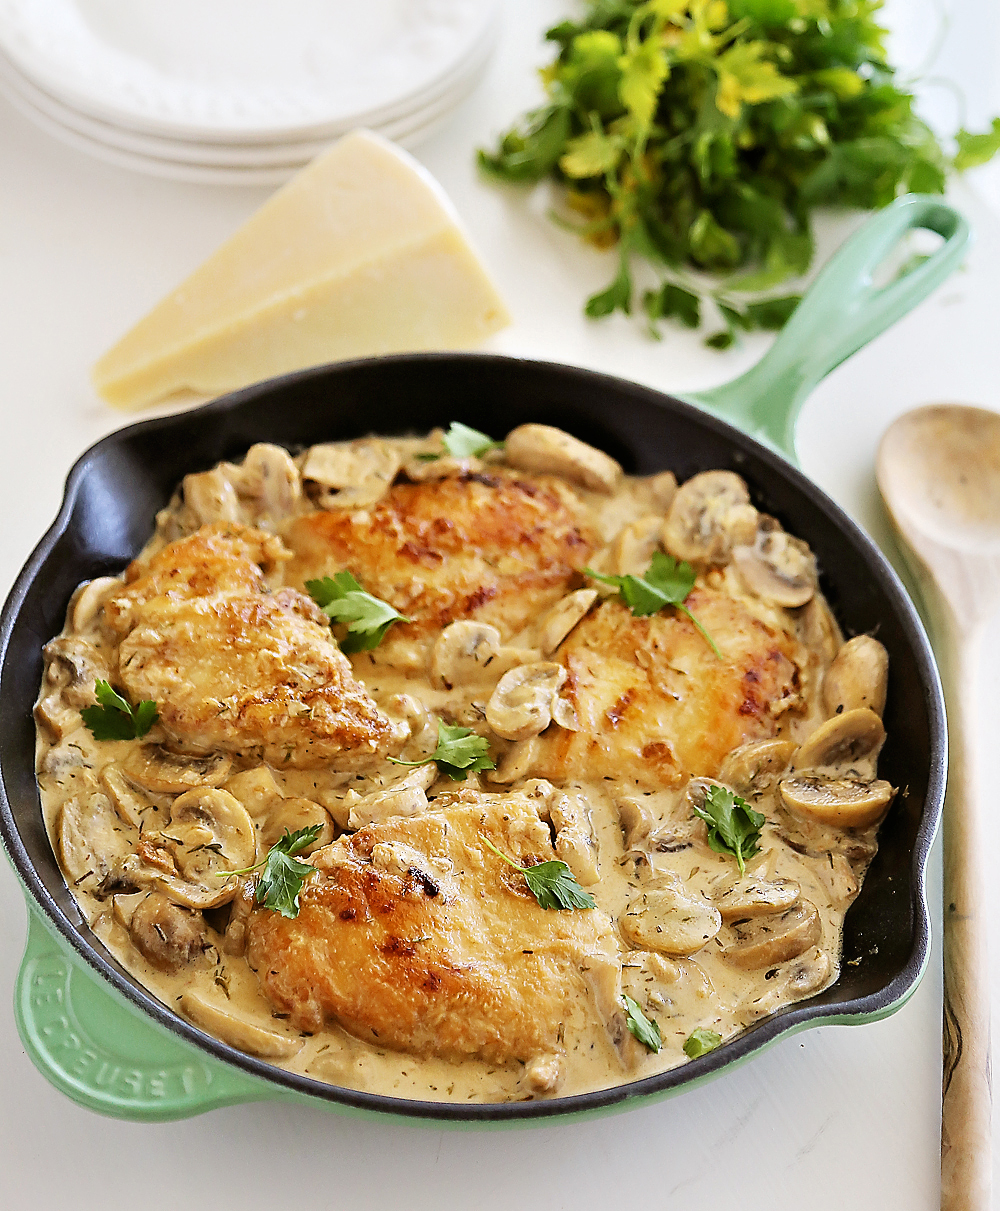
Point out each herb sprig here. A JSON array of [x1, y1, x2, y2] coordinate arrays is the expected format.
[[81, 680, 159, 741], [623, 994, 662, 1052], [388, 719, 496, 781], [480, 835, 596, 911], [585, 550, 721, 658], [683, 1027, 723, 1058], [305, 572, 409, 652], [224, 825, 322, 919], [480, 0, 1000, 344], [418, 421, 503, 462], [692, 784, 765, 875]]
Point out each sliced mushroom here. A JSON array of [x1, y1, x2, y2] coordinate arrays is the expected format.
[[662, 471, 758, 563], [142, 788, 256, 909], [487, 735, 540, 783], [713, 876, 801, 922], [301, 439, 401, 510], [550, 695, 579, 731], [542, 787, 600, 886], [346, 766, 436, 830], [403, 453, 482, 482], [619, 875, 722, 956], [100, 764, 163, 830], [740, 947, 831, 1020], [259, 797, 335, 852], [127, 892, 207, 972], [223, 877, 256, 956], [823, 635, 889, 718], [430, 621, 538, 690], [522, 1053, 564, 1094], [732, 517, 817, 607], [720, 899, 821, 969], [182, 467, 242, 526], [504, 424, 623, 495], [580, 943, 644, 1068], [647, 470, 678, 511], [68, 576, 121, 633], [797, 593, 843, 664], [612, 516, 663, 577], [615, 794, 658, 850], [239, 443, 301, 518], [816, 852, 860, 910], [57, 792, 132, 887], [779, 774, 895, 828], [179, 990, 302, 1059], [486, 662, 567, 741], [620, 951, 715, 1015], [40, 635, 110, 709], [791, 707, 886, 778], [538, 589, 598, 655], [122, 745, 233, 794], [718, 739, 796, 796], [224, 766, 284, 817]]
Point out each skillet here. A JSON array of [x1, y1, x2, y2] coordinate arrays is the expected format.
[[0, 196, 956, 1122]]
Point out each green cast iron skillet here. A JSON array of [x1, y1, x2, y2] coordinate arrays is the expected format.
[[0, 195, 958, 1122]]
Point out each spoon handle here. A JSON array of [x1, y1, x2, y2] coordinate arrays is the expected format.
[[941, 633, 992, 1211]]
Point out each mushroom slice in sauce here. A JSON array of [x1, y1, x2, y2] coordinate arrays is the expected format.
[[791, 707, 886, 779], [57, 792, 132, 888], [619, 875, 723, 956], [487, 735, 540, 784], [822, 635, 889, 718], [259, 797, 334, 852], [68, 576, 121, 633], [345, 765, 436, 830], [504, 424, 623, 495], [430, 621, 538, 690], [720, 899, 822, 969], [612, 516, 663, 577], [538, 589, 599, 655], [740, 947, 831, 1021], [232, 443, 301, 522], [485, 662, 567, 741], [122, 744, 233, 794], [779, 774, 895, 829], [301, 439, 401, 510], [182, 467, 242, 526], [100, 764, 163, 830], [718, 739, 796, 797], [731, 516, 817, 607], [127, 892, 208, 972], [712, 876, 801, 922], [179, 990, 302, 1059], [662, 470, 758, 563]]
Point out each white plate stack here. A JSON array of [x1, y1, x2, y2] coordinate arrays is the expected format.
[[0, 0, 502, 184]]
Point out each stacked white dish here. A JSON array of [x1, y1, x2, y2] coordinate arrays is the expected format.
[[0, 0, 501, 184]]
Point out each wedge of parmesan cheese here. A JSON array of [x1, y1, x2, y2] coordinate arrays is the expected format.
[[92, 130, 511, 410]]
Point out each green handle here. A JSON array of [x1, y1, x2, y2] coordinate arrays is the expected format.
[[14, 901, 274, 1120], [685, 195, 971, 464]]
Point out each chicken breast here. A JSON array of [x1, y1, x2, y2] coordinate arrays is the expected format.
[[103, 523, 391, 768], [282, 471, 596, 639], [532, 590, 805, 787], [246, 791, 621, 1066]]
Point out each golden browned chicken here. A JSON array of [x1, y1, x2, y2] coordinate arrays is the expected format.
[[533, 589, 805, 787], [246, 791, 620, 1067], [282, 471, 595, 638], [103, 523, 391, 768]]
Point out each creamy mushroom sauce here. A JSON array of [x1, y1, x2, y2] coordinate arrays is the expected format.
[[35, 428, 895, 1103]]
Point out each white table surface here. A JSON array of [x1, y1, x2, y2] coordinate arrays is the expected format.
[[1, 2, 999, 1208]]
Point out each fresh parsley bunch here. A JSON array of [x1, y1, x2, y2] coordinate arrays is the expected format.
[[480, 0, 1000, 345]]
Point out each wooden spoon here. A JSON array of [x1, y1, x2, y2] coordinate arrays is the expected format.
[[877, 404, 1000, 1211]]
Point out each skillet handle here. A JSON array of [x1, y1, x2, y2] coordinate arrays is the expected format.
[[685, 195, 971, 464], [15, 902, 271, 1120]]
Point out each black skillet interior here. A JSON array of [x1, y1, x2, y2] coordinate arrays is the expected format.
[[0, 353, 945, 1120]]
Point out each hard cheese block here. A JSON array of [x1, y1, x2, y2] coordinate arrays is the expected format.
[[93, 130, 511, 409]]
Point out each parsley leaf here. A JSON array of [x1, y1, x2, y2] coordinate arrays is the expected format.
[[623, 994, 662, 1052], [692, 784, 765, 875], [480, 835, 596, 911], [683, 1027, 723, 1058], [442, 421, 503, 459], [80, 680, 159, 741], [388, 719, 496, 781], [585, 551, 722, 658], [305, 573, 409, 653], [225, 825, 322, 919]]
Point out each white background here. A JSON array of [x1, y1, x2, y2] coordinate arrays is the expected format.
[[1, 1, 999, 1207]]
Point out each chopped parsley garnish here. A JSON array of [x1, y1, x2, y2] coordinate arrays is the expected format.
[[80, 680, 159, 741], [388, 719, 495, 781], [683, 1027, 723, 1059], [585, 550, 722, 657], [419, 422, 503, 461], [692, 784, 765, 875], [479, 1, 1000, 343], [623, 994, 661, 1053], [305, 572, 409, 653], [224, 825, 322, 919], [480, 836, 596, 911]]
